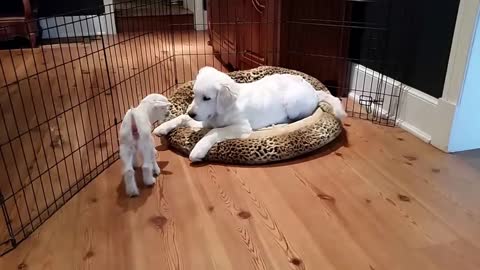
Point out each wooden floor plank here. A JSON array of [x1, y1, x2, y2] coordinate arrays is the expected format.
[[0, 32, 177, 248], [1, 31, 480, 270]]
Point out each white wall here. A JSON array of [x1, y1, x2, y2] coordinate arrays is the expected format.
[[183, 0, 195, 12], [352, 0, 480, 152], [195, 0, 208, 31], [39, 0, 116, 39], [348, 63, 438, 143], [428, 0, 480, 152], [167, 0, 207, 31], [448, 9, 480, 152]]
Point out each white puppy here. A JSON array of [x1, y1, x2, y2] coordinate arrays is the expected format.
[[119, 94, 170, 197], [153, 66, 346, 162]]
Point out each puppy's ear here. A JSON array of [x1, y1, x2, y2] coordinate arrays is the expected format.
[[216, 83, 238, 114]]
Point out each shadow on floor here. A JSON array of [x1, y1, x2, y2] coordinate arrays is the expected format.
[[116, 160, 170, 211]]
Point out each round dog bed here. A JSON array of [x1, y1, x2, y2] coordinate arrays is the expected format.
[[162, 66, 343, 165]]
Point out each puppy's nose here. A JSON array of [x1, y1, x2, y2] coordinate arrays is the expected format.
[[188, 111, 196, 119]]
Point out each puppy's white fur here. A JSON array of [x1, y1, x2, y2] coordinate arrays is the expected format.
[[153, 66, 346, 162], [119, 94, 170, 197]]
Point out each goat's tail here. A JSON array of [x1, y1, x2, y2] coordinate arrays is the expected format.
[[316, 91, 347, 120], [130, 107, 140, 140]]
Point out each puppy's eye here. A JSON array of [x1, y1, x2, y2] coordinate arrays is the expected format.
[[203, 96, 211, 101]]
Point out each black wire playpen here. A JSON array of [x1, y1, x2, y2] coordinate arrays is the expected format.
[[0, 0, 404, 254]]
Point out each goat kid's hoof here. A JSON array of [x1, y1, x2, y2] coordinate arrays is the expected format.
[[125, 185, 140, 197], [143, 177, 156, 187], [152, 166, 161, 177]]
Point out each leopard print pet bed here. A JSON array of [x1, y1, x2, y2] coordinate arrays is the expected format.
[[161, 66, 343, 165]]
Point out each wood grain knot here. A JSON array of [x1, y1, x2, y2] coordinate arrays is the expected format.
[[149, 215, 168, 230], [290, 258, 302, 266], [317, 193, 335, 202], [237, 211, 251, 219], [403, 155, 417, 161], [97, 139, 108, 148], [83, 250, 94, 260], [397, 194, 411, 202], [386, 198, 397, 206]]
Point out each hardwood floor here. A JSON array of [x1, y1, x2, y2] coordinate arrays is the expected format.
[[1, 30, 480, 269], [0, 30, 226, 253], [0, 116, 479, 269]]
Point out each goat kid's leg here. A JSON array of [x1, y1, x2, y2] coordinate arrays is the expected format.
[[152, 147, 161, 177], [139, 141, 157, 186], [120, 144, 139, 197]]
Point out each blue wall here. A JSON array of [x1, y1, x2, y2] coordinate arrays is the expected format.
[[449, 10, 480, 152]]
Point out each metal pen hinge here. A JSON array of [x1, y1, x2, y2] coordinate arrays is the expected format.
[[359, 95, 384, 114]]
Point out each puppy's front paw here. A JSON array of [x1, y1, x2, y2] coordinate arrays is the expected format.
[[189, 150, 205, 162], [189, 143, 209, 162], [153, 122, 173, 136]]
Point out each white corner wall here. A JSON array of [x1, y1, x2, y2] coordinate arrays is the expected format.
[[448, 9, 480, 152], [195, 0, 208, 31], [183, 0, 195, 12], [429, 0, 480, 152], [348, 63, 439, 143], [352, 0, 480, 153], [183, 0, 207, 31], [39, 0, 117, 39]]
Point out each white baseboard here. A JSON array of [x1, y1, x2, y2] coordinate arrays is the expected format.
[[398, 121, 432, 143], [348, 63, 438, 143]]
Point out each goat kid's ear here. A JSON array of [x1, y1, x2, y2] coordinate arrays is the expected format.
[[153, 100, 171, 108], [198, 66, 216, 75]]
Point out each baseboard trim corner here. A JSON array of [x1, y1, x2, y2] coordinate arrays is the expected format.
[[349, 63, 438, 143]]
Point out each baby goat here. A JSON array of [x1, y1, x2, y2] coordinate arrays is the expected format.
[[119, 94, 170, 197]]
